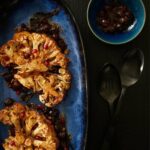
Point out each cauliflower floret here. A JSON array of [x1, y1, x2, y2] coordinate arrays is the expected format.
[[0, 103, 59, 150], [0, 31, 71, 107]]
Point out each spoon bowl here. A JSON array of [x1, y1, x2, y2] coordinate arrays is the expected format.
[[120, 49, 144, 87], [87, 0, 146, 44]]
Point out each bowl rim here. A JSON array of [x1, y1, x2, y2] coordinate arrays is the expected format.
[[86, 0, 146, 45]]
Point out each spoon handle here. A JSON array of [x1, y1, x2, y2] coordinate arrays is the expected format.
[[100, 125, 115, 150], [108, 102, 115, 118], [100, 88, 126, 150], [114, 88, 126, 117]]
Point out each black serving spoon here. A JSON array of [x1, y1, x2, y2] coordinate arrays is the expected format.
[[98, 63, 122, 117], [100, 49, 144, 150], [98, 63, 122, 150], [115, 49, 144, 116]]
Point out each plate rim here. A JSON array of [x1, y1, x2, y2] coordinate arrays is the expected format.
[[59, 1, 88, 149]]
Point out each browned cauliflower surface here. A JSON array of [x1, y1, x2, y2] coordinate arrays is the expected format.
[[0, 103, 59, 150], [0, 31, 71, 107]]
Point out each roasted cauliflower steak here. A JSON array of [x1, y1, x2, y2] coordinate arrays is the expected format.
[[0, 31, 71, 107], [0, 103, 59, 150]]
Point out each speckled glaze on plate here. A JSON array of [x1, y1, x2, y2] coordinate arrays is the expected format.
[[0, 0, 88, 150]]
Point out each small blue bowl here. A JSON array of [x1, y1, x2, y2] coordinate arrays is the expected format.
[[87, 0, 146, 45]]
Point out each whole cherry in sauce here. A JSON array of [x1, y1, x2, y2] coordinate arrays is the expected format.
[[96, 2, 135, 33]]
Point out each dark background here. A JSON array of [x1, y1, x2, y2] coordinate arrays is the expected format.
[[0, 0, 149, 149], [64, 0, 149, 150]]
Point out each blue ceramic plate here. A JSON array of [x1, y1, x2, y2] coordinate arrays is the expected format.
[[0, 0, 88, 150], [87, 0, 146, 45]]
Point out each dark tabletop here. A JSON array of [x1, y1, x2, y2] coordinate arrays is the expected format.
[[64, 0, 149, 150]]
